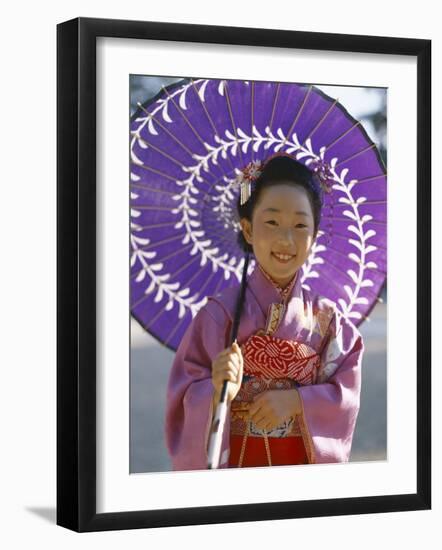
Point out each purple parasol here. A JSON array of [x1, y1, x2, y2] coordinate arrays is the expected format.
[[130, 78, 387, 351]]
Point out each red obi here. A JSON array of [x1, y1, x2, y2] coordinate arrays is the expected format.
[[242, 333, 321, 384], [228, 333, 321, 468]]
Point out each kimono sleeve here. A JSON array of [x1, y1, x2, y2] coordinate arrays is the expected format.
[[296, 304, 364, 464], [164, 303, 232, 471]]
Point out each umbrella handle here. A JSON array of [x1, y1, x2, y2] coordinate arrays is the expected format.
[[207, 379, 229, 469], [207, 252, 249, 469]]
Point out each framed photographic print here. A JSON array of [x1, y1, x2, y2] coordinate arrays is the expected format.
[[57, 17, 431, 532]]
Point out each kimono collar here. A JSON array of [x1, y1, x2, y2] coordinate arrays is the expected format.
[[247, 263, 303, 315]]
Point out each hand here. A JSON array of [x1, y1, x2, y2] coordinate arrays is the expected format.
[[211, 342, 244, 404], [249, 389, 301, 432]]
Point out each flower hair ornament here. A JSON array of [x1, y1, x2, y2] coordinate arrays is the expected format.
[[235, 152, 335, 205], [235, 159, 263, 205]]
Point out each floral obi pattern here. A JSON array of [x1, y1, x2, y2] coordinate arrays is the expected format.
[[230, 334, 321, 438], [242, 334, 321, 385]]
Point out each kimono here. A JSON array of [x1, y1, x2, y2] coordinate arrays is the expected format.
[[165, 265, 364, 471]]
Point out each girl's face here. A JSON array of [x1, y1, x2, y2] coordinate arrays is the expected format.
[[240, 183, 316, 288]]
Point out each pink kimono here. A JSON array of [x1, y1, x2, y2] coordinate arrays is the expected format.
[[165, 265, 364, 470]]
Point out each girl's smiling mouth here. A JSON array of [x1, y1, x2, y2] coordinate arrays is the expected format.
[[272, 252, 295, 263]]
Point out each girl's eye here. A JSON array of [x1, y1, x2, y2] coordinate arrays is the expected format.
[[265, 220, 308, 229]]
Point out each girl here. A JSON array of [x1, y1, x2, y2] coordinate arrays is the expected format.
[[165, 155, 364, 470]]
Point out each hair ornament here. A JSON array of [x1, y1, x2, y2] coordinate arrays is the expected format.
[[235, 151, 335, 207], [235, 160, 263, 205], [308, 158, 335, 194]]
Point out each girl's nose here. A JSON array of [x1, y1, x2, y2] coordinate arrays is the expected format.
[[277, 227, 295, 244]]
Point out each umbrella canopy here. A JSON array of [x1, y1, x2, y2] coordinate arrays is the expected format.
[[130, 78, 387, 351]]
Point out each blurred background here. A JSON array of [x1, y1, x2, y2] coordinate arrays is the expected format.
[[129, 76, 387, 473]]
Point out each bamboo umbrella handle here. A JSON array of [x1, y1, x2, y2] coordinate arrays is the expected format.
[[207, 254, 250, 469], [207, 380, 229, 469]]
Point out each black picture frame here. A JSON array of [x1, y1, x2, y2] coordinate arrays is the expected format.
[[57, 17, 431, 532]]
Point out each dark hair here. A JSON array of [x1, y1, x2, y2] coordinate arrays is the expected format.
[[237, 155, 323, 253], [229, 155, 323, 345]]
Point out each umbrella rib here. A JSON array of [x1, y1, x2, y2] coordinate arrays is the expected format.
[[132, 190, 239, 227], [283, 85, 313, 145], [163, 312, 190, 346], [303, 267, 348, 306], [133, 158, 230, 201], [353, 173, 387, 184], [251, 81, 255, 162], [131, 288, 154, 312], [188, 210, 241, 234], [163, 269, 225, 346], [186, 251, 232, 301], [268, 82, 281, 132], [132, 134, 212, 187], [324, 253, 386, 279], [322, 199, 387, 207], [223, 80, 245, 168], [164, 270, 219, 344], [134, 144, 239, 237], [164, 253, 203, 280], [140, 264, 224, 336], [136, 103, 195, 157], [131, 233, 189, 254], [131, 253, 201, 313], [161, 85, 208, 149], [152, 244, 195, 265], [318, 230, 387, 251], [183, 218, 244, 251], [131, 204, 178, 211], [202, 230, 242, 251], [323, 121, 361, 152], [136, 102, 220, 182], [322, 214, 386, 225], [132, 161, 183, 183], [130, 182, 178, 196], [131, 221, 179, 231], [300, 97, 339, 146], [314, 259, 385, 308], [161, 85, 226, 181], [189, 79, 219, 137], [204, 229, 241, 248], [304, 263, 378, 309], [203, 179, 234, 209], [134, 217, 235, 235], [189, 78, 236, 175], [190, 164, 238, 217], [131, 243, 194, 281], [335, 143, 377, 167], [132, 134, 187, 168], [199, 221, 235, 239], [320, 242, 387, 282], [139, 299, 169, 331]]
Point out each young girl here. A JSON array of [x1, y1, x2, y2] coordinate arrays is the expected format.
[[165, 155, 364, 470]]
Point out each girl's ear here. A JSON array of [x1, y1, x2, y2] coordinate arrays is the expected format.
[[240, 218, 253, 245]]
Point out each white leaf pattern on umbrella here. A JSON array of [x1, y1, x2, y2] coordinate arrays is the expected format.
[[130, 79, 386, 348]]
